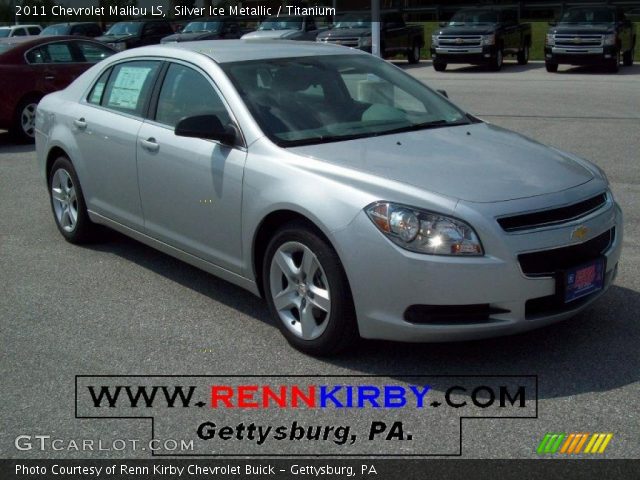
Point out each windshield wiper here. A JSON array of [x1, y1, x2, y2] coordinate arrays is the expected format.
[[383, 120, 469, 135]]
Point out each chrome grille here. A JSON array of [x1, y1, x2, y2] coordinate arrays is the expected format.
[[554, 34, 604, 48], [437, 35, 483, 47]]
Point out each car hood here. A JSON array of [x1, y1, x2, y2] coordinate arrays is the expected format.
[[161, 32, 215, 42], [243, 29, 299, 39], [95, 34, 136, 43], [288, 123, 594, 203], [550, 24, 614, 35], [318, 28, 371, 38], [436, 25, 497, 35]]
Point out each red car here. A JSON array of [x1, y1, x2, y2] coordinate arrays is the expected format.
[[0, 36, 115, 142]]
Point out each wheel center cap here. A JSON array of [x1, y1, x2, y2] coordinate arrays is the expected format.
[[297, 283, 308, 297]]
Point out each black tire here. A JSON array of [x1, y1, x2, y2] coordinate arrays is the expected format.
[[262, 221, 358, 356], [608, 49, 620, 73], [433, 61, 447, 72], [48, 156, 98, 244], [517, 44, 529, 65], [488, 47, 504, 71], [623, 44, 634, 67], [545, 61, 558, 73], [408, 42, 421, 64], [10, 95, 41, 144]]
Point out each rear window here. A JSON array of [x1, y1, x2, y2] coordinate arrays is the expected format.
[[41, 25, 70, 35]]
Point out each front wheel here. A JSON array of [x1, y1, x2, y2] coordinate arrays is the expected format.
[[545, 61, 558, 73], [608, 49, 620, 73], [49, 156, 98, 244], [433, 60, 447, 72], [263, 222, 358, 356], [489, 48, 504, 71], [408, 43, 421, 64]]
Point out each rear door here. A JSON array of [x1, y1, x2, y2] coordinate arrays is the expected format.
[[72, 60, 162, 228], [136, 61, 246, 272], [25, 41, 87, 94]]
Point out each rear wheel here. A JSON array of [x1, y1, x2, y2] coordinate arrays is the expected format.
[[408, 42, 421, 64], [623, 44, 635, 67], [517, 45, 529, 65], [433, 60, 447, 72], [545, 61, 558, 73], [49, 156, 98, 244], [11, 96, 40, 143], [263, 222, 358, 356]]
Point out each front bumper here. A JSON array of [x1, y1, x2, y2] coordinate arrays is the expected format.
[[430, 45, 498, 64], [333, 195, 623, 342], [545, 45, 617, 65]]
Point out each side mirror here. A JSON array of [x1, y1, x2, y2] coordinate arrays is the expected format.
[[175, 114, 237, 146], [548, 21, 557, 27], [439, 21, 447, 28], [436, 89, 448, 98]]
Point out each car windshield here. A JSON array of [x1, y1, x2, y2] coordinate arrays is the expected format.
[[449, 10, 499, 25], [559, 8, 615, 24], [41, 25, 70, 35], [183, 21, 223, 33], [105, 22, 142, 36], [0, 29, 11, 38], [258, 17, 302, 31], [335, 14, 371, 29], [222, 54, 470, 147]]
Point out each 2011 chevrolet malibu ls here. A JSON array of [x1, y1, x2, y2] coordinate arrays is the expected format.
[[35, 40, 622, 355]]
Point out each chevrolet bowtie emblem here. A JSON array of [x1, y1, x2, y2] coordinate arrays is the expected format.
[[573, 37, 582, 44], [572, 225, 589, 240], [456, 38, 464, 44]]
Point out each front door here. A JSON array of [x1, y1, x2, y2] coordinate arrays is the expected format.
[[136, 62, 246, 273]]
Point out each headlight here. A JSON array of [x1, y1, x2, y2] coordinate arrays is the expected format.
[[359, 36, 372, 47], [481, 34, 495, 46], [603, 33, 617, 46], [431, 35, 439, 47], [366, 202, 484, 256], [108, 42, 126, 51], [545, 34, 555, 46]]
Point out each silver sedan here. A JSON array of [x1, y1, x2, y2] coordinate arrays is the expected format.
[[35, 40, 623, 355]]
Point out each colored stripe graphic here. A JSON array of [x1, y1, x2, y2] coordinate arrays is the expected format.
[[538, 433, 613, 455]]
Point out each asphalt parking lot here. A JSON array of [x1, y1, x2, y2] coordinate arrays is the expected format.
[[1, 60, 639, 459]]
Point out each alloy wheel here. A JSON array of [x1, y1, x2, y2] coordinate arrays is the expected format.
[[20, 103, 37, 138], [269, 241, 331, 340], [51, 169, 78, 232]]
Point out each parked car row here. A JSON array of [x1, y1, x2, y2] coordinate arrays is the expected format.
[[431, 6, 636, 73]]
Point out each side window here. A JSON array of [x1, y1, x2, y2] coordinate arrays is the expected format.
[[46, 42, 74, 62], [76, 41, 114, 63], [26, 46, 47, 63], [27, 27, 41, 35], [155, 63, 231, 128], [87, 68, 111, 105], [306, 18, 316, 31], [26, 43, 74, 63], [101, 61, 160, 116], [14, 28, 27, 36]]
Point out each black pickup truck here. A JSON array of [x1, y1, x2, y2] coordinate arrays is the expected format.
[[161, 18, 250, 44], [545, 6, 636, 73], [316, 12, 425, 64], [431, 7, 531, 71]]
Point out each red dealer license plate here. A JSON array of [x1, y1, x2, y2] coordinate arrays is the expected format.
[[563, 257, 605, 303]]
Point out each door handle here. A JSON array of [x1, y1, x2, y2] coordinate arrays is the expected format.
[[45, 75, 55, 81], [140, 137, 159, 152], [73, 118, 87, 130]]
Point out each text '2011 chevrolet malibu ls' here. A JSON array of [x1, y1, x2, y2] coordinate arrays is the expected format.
[[35, 40, 622, 355]]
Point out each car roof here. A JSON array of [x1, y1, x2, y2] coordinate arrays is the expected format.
[[127, 39, 364, 64], [0, 35, 103, 50]]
